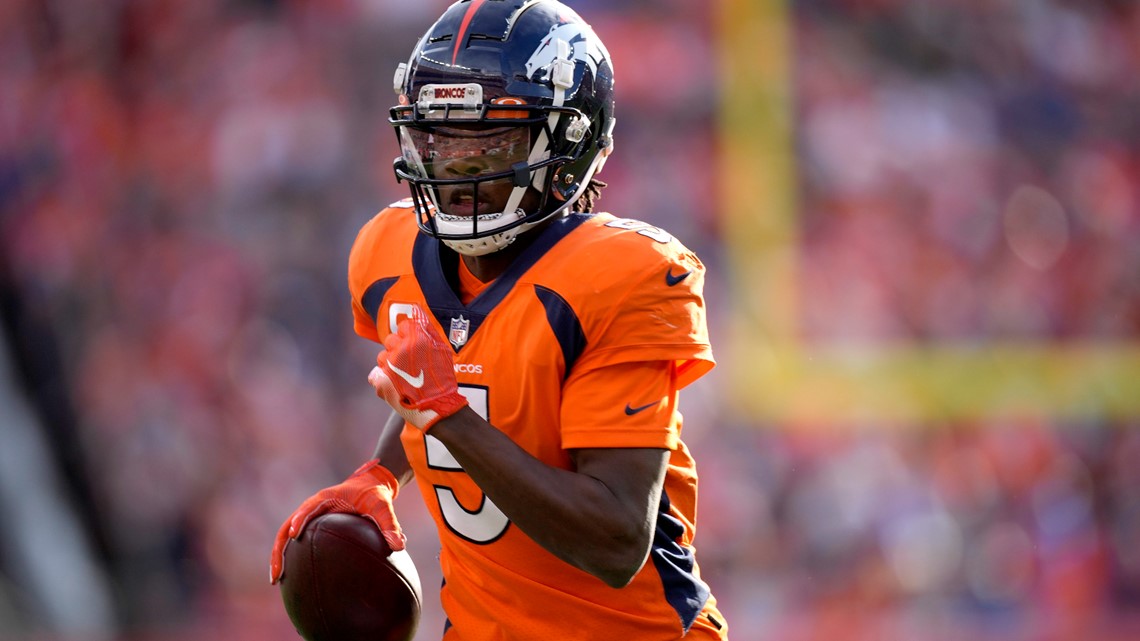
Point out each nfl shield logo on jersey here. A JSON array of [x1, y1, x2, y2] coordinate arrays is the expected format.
[[449, 316, 470, 348]]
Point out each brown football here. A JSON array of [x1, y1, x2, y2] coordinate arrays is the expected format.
[[279, 513, 422, 641]]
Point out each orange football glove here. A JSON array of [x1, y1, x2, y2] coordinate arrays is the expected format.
[[269, 459, 405, 584], [368, 306, 468, 431]]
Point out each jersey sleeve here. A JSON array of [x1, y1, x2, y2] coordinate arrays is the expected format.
[[346, 205, 418, 344], [573, 242, 715, 391], [560, 360, 682, 450], [348, 215, 383, 342], [351, 294, 379, 343]]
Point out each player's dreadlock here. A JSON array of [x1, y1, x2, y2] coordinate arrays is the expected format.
[[571, 179, 607, 213]]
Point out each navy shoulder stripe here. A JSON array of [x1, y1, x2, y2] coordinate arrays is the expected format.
[[534, 285, 586, 379], [362, 277, 400, 325]]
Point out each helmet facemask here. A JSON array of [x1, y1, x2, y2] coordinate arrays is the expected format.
[[393, 99, 600, 256]]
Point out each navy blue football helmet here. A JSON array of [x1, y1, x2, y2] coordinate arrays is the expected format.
[[390, 0, 616, 256]]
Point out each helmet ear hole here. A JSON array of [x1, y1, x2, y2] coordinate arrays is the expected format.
[[550, 169, 575, 201]]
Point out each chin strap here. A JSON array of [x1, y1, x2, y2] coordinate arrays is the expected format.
[[443, 230, 517, 257]]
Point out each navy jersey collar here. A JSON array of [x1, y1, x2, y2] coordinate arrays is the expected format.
[[412, 214, 592, 350]]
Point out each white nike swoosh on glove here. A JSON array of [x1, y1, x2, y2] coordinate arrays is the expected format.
[[387, 362, 425, 388]]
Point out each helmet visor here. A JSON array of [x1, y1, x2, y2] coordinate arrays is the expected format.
[[399, 125, 532, 218]]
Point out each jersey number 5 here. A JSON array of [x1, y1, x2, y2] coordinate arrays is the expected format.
[[424, 385, 511, 544]]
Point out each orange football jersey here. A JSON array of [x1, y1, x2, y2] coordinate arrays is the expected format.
[[347, 202, 728, 640]]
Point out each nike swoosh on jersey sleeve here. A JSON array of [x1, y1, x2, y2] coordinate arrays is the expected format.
[[665, 268, 692, 286], [624, 401, 659, 415]]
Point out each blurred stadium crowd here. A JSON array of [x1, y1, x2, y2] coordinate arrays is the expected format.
[[0, 0, 1137, 640]]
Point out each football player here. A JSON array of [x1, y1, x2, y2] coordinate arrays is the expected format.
[[271, 1, 728, 638]]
